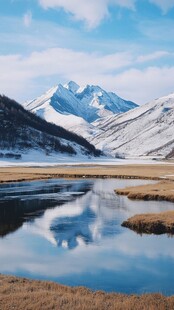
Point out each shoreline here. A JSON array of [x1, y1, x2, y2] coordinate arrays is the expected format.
[[0, 274, 174, 310], [0, 163, 174, 184], [115, 181, 174, 203], [122, 210, 174, 235]]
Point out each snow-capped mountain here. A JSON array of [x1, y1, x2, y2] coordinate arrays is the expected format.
[[90, 93, 174, 157], [22, 81, 174, 158], [23, 81, 137, 138], [65, 81, 137, 122]]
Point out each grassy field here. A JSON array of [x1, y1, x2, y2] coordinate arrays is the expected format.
[[1, 275, 174, 310], [115, 181, 174, 203], [115, 180, 174, 234], [122, 210, 174, 235], [0, 164, 174, 183]]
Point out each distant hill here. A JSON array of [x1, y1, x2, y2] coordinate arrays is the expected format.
[[90, 93, 174, 158], [0, 95, 101, 158]]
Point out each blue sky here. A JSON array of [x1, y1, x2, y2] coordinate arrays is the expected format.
[[0, 0, 174, 104]]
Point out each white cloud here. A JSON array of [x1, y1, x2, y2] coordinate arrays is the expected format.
[[0, 48, 174, 104], [0, 48, 132, 81], [23, 11, 32, 27], [38, 0, 136, 28], [108, 66, 174, 103], [137, 51, 171, 63], [149, 0, 174, 13], [38, 0, 174, 29], [0, 48, 132, 101]]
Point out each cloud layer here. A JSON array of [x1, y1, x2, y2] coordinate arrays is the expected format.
[[39, 0, 174, 28], [1, 47, 173, 104], [150, 0, 174, 13], [39, 0, 136, 28]]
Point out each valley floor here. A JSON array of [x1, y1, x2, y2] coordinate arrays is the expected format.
[[0, 274, 174, 310], [0, 163, 174, 183]]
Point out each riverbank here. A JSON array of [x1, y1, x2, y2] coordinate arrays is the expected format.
[[115, 181, 174, 203], [115, 180, 174, 235], [122, 210, 174, 235], [0, 163, 174, 183], [0, 274, 174, 310]]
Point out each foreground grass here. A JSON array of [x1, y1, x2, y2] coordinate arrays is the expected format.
[[122, 210, 174, 235], [1, 275, 174, 310]]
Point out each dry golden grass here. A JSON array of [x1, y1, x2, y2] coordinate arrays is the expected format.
[[116, 181, 174, 203], [0, 275, 174, 310], [116, 180, 174, 234], [122, 210, 174, 235], [0, 164, 174, 183]]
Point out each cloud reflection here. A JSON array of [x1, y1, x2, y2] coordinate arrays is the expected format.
[[0, 178, 174, 293]]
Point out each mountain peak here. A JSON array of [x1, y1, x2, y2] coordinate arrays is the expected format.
[[64, 81, 80, 94], [23, 81, 138, 128]]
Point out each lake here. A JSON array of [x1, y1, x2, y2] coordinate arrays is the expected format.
[[0, 178, 174, 295]]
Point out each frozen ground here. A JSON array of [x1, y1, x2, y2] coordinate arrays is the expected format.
[[0, 150, 170, 167]]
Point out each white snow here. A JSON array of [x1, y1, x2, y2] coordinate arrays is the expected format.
[[0, 149, 170, 167], [22, 81, 137, 139], [22, 84, 174, 158], [89, 93, 174, 157]]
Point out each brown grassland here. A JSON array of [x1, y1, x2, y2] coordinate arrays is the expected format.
[[115, 181, 174, 203], [0, 163, 174, 183], [115, 180, 174, 234], [1, 275, 174, 310], [122, 210, 174, 235]]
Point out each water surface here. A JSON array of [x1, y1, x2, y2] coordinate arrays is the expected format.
[[0, 178, 174, 295]]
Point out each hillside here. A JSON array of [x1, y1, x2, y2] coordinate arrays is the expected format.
[[90, 93, 174, 157], [0, 95, 101, 158]]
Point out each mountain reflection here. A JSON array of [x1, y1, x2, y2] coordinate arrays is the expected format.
[[25, 179, 123, 249], [0, 179, 92, 237]]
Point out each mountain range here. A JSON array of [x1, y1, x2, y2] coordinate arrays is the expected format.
[[23, 81, 137, 139], [1, 81, 173, 160], [90, 93, 174, 157], [22, 81, 174, 158]]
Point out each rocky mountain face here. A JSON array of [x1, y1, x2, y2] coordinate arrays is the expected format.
[[22, 81, 137, 139]]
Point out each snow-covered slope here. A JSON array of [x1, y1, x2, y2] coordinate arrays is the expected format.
[[90, 93, 174, 157], [0, 95, 101, 159], [22, 81, 174, 158], [69, 83, 137, 122], [23, 81, 137, 138]]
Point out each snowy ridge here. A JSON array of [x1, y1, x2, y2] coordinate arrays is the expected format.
[[22, 82, 174, 158], [90, 93, 174, 157], [23, 81, 137, 138]]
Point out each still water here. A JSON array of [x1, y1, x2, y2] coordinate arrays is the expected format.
[[0, 178, 174, 294]]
